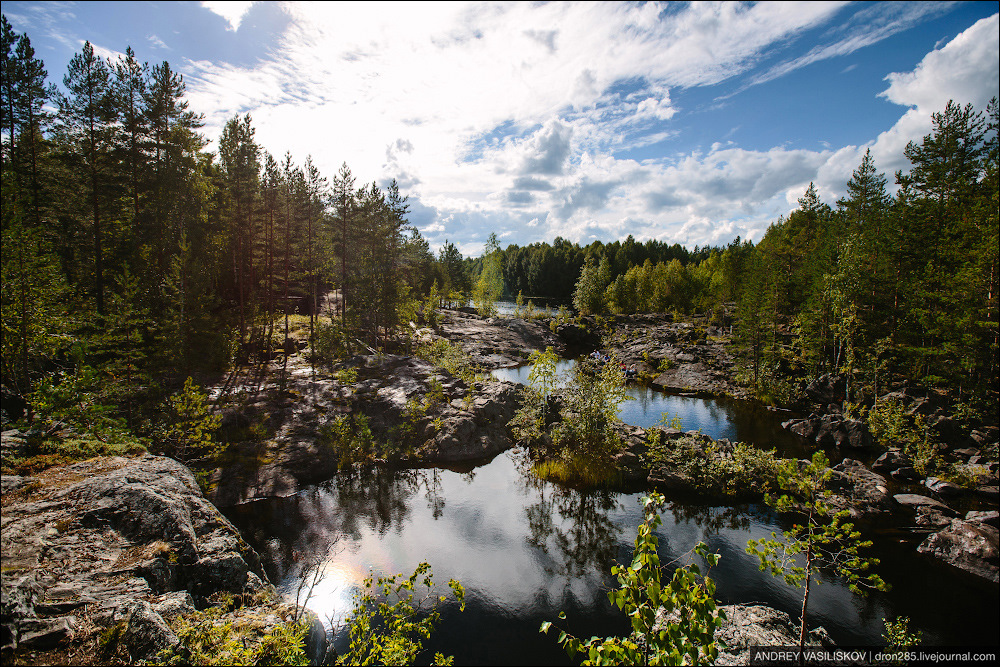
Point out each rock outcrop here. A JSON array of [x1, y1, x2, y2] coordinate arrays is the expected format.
[[823, 459, 893, 518], [596, 315, 747, 397], [433, 309, 565, 368], [706, 603, 832, 665], [917, 517, 999, 583], [209, 353, 523, 506], [1, 454, 324, 661], [781, 413, 873, 450]]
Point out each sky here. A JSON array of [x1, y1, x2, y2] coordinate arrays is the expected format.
[[4, 1, 998, 257]]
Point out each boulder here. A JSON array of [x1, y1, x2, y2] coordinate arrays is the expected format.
[[924, 477, 963, 497], [1, 573, 41, 650], [917, 519, 999, 583], [1, 454, 275, 657], [824, 459, 893, 518], [711, 603, 834, 665], [113, 600, 179, 661], [893, 493, 959, 516], [805, 374, 843, 405], [965, 511, 1000, 528], [16, 616, 76, 650], [872, 450, 909, 473]]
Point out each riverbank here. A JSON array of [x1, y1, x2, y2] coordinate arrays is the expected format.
[[0, 449, 326, 665]]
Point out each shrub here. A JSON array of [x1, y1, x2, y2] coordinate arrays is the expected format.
[[541, 493, 725, 665], [152, 596, 309, 666], [161, 377, 224, 462], [337, 562, 465, 666]]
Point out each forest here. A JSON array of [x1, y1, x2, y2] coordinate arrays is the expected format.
[[2, 14, 998, 435]]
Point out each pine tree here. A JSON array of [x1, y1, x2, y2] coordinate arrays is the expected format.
[[57, 41, 116, 316]]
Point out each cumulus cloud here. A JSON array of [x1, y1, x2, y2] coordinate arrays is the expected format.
[[164, 2, 996, 254], [870, 12, 999, 175]]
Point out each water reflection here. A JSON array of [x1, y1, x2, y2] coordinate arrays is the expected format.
[[523, 474, 623, 578], [225, 414, 999, 664]]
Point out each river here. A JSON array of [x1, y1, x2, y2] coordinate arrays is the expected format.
[[225, 360, 999, 663]]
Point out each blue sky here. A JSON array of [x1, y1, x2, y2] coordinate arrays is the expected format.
[[4, 1, 998, 256]]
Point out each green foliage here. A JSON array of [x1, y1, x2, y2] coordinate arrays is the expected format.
[[320, 413, 380, 467], [473, 233, 504, 318], [337, 561, 466, 666], [313, 320, 352, 365], [153, 599, 310, 666], [643, 429, 781, 499], [336, 366, 359, 385], [867, 399, 936, 474], [557, 358, 630, 454], [25, 365, 131, 442], [541, 493, 725, 665], [573, 255, 612, 315], [883, 615, 923, 651], [415, 338, 484, 385], [161, 376, 224, 462], [746, 452, 887, 653]]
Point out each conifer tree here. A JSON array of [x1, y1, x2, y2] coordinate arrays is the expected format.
[[57, 41, 116, 316]]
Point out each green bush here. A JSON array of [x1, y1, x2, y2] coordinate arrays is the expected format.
[[161, 377, 225, 462], [415, 339, 484, 385], [541, 493, 725, 665], [152, 596, 309, 666], [337, 562, 465, 666], [319, 413, 380, 467]]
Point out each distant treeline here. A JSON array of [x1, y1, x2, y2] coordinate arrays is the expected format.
[[465, 236, 710, 302]]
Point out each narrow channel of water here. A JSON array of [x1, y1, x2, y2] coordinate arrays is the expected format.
[[225, 360, 999, 664], [492, 358, 808, 457]]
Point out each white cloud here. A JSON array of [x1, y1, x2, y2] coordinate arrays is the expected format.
[[200, 1, 255, 31], [170, 2, 997, 254], [871, 12, 999, 175]]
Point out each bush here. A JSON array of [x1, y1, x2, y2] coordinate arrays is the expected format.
[[415, 339, 484, 385], [161, 377, 224, 462], [152, 595, 310, 666], [541, 493, 725, 665], [337, 562, 465, 666], [319, 413, 380, 467], [26, 366, 131, 442]]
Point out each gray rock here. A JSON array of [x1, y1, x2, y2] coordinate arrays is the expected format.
[[824, 459, 892, 517], [924, 477, 963, 497], [150, 591, 195, 619], [1, 474, 37, 495], [16, 616, 76, 650], [712, 603, 833, 665], [872, 450, 910, 474], [892, 466, 922, 482], [965, 511, 1000, 528], [975, 485, 999, 501], [114, 600, 178, 661], [915, 507, 952, 528], [893, 493, 959, 516], [1, 573, 41, 650], [917, 519, 999, 583]]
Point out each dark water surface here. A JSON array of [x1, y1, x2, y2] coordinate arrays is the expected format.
[[226, 365, 999, 664]]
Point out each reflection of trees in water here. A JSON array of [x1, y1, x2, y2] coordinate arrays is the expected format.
[[666, 501, 752, 534], [231, 466, 444, 583], [332, 466, 423, 539], [522, 475, 624, 578]]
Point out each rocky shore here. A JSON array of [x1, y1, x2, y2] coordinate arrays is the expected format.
[[1, 451, 325, 664], [206, 352, 522, 507]]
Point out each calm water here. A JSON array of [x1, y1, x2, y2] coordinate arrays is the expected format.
[[226, 364, 999, 664], [492, 359, 806, 456]]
